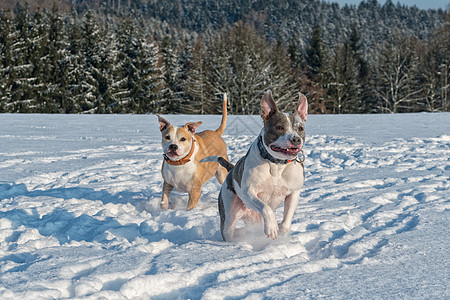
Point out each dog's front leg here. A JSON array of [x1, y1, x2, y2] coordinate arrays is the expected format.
[[187, 186, 201, 210], [279, 192, 300, 235], [241, 187, 279, 239], [161, 181, 174, 210], [262, 204, 279, 239]]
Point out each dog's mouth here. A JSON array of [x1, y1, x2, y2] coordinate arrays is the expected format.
[[165, 150, 179, 158], [270, 145, 301, 156]]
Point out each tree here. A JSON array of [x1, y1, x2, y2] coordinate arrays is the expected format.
[[328, 42, 360, 114], [7, 3, 36, 112], [111, 17, 166, 113], [304, 24, 330, 113], [373, 35, 423, 113], [160, 35, 185, 113], [133, 36, 166, 113], [38, 4, 67, 113], [206, 21, 298, 114], [0, 10, 14, 112], [327, 26, 369, 113], [65, 11, 103, 113], [421, 12, 450, 112], [184, 37, 213, 114], [305, 24, 326, 81]]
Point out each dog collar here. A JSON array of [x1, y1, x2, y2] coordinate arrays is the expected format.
[[164, 140, 196, 166], [257, 135, 304, 164]]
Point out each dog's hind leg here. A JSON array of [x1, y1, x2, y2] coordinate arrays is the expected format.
[[218, 190, 227, 240], [219, 188, 244, 242], [215, 165, 228, 185]]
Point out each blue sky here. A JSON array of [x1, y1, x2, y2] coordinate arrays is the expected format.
[[324, 0, 449, 10]]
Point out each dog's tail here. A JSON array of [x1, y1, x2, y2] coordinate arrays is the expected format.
[[215, 93, 227, 136], [200, 156, 234, 172]]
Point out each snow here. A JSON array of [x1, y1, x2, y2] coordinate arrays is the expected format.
[[0, 112, 449, 299]]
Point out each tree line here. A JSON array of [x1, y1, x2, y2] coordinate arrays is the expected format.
[[0, 2, 448, 114]]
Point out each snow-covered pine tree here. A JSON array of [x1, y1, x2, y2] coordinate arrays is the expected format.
[[66, 11, 103, 113], [160, 35, 187, 114], [373, 34, 423, 113], [94, 17, 117, 114], [0, 10, 14, 112], [328, 42, 360, 114], [184, 37, 213, 114], [327, 26, 369, 114], [133, 32, 166, 114], [266, 41, 301, 112], [109, 17, 134, 113], [305, 24, 326, 82], [37, 5, 68, 113], [304, 24, 330, 113], [111, 17, 166, 113], [421, 16, 449, 112], [207, 21, 275, 115], [7, 3, 36, 112]]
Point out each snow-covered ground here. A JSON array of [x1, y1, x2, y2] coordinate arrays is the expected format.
[[0, 113, 449, 299]]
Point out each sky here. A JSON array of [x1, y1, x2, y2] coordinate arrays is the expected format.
[[324, 0, 449, 10]]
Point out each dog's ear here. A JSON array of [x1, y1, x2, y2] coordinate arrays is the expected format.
[[157, 114, 171, 131], [261, 90, 278, 121], [296, 93, 308, 122], [184, 121, 202, 134]]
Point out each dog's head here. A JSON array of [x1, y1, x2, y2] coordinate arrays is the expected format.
[[157, 115, 202, 161], [260, 90, 308, 161]]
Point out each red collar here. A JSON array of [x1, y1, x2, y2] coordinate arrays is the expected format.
[[164, 140, 196, 166]]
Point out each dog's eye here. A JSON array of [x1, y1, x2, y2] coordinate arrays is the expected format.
[[276, 125, 284, 131], [165, 135, 170, 140], [298, 126, 304, 131], [180, 137, 186, 142]]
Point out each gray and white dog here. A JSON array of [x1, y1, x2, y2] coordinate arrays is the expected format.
[[203, 90, 308, 242]]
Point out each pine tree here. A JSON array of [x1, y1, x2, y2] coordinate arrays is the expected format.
[[421, 14, 449, 112], [111, 17, 166, 113], [67, 10, 103, 113], [134, 36, 166, 113], [8, 3, 36, 112], [373, 35, 423, 113], [0, 10, 14, 112], [93, 19, 116, 114], [287, 39, 302, 69], [65, 15, 84, 113], [327, 26, 369, 114], [267, 40, 301, 112], [184, 37, 212, 114], [328, 42, 358, 114], [304, 24, 330, 113], [207, 21, 276, 114], [37, 5, 67, 113], [305, 24, 326, 81], [110, 17, 134, 113], [160, 35, 186, 113]]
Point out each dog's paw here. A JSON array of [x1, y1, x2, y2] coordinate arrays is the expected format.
[[262, 207, 279, 239], [264, 216, 279, 240], [265, 222, 279, 239], [160, 200, 168, 210], [278, 222, 291, 235]]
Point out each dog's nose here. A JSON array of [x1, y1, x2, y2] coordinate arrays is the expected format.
[[169, 144, 178, 151], [290, 136, 302, 146]]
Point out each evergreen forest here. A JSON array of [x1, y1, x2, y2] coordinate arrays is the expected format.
[[0, 0, 448, 114]]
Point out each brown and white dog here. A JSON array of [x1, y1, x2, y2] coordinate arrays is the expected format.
[[157, 96, 229, 211], [202, 90, 307, 241]]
